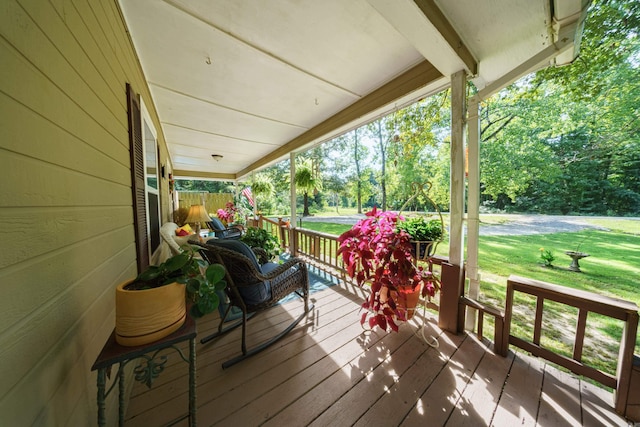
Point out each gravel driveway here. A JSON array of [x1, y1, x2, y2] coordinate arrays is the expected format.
[[298, 214, 614, 236]]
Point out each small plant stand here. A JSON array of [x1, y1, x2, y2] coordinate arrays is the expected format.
[[565, 251, 590, 272], [91, 314, 197, 426]]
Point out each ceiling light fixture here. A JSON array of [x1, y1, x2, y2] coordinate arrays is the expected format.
[[211, 154, 223, 161]]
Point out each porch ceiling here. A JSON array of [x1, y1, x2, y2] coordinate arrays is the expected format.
[[118, 0, 589, 181]]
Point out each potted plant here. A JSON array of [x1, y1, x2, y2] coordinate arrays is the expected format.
[[240, 227, 281, 264], [115, 247, 226, 346], [396, 216, 444, 259], [337, 207, 439, 332]]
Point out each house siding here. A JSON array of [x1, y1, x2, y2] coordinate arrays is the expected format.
[[0, 0, 171, 424]]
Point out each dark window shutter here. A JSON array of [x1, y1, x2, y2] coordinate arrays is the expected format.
[[127, 83, 149, 273]]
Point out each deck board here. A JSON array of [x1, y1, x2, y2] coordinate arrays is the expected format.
[[491, 349, 545, 426], [125, 279, 632, 426]]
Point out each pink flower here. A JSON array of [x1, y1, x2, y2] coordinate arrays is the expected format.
[[217, 202, 238, 222]]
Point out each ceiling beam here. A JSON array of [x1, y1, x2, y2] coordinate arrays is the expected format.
[[172, 170, 236, 181], [236, 59, 443, 179], [367, 0, 477, 77], [412, 0, 478, 75]]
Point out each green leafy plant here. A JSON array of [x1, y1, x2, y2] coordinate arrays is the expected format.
[[396, 216, 444, 242], [128, 248, 226, 317], [240, 227, 281, 260], [396, 216, 444, 258], [539, 247, 555, 267]]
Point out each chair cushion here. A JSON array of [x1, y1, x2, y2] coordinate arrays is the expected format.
[[208, 218, 226, 231], [205, 239, 271, 305], [261, 262, 280, 274], [206, 239, 261, 269]]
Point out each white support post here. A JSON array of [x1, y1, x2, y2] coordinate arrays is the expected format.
[[449, 70, 466, 268], [250, 173, 258, 219], [465, 97, 481, 330], [290, 152, 297, 229]]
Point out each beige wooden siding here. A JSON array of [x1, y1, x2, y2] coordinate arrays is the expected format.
[[0, 0, 169, 424]]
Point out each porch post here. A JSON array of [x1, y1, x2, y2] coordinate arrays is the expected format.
[[251, 173, 258, 220], [465, 97, 481, 330], [290, 152, 297, 254], [439, 70, 466, 333], [449, 70, 466, 267]]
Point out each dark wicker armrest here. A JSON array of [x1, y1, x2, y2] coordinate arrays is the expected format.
[[262, 258, 309, 303], [258, 257, 307, 280]]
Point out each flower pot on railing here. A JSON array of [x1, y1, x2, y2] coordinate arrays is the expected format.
[[397, 215, 444, 262]]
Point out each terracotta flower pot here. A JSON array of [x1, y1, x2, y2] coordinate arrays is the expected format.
[[115, 280, 186, 346], [380, 285, 422, 321], [394, 286, 422, 320]]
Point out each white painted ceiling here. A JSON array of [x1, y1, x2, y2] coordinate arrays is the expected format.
[[118, 0, 590, 181]]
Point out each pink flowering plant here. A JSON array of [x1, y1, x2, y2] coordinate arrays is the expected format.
[[217, 201, 238, 224], [337, 207, 439, 332]]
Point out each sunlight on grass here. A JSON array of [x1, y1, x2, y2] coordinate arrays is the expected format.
[[482, 241, 520, 250], [583, 218, 640, 235]]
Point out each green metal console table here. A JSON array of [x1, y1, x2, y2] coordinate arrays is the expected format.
[[91, 314, 197, 426]]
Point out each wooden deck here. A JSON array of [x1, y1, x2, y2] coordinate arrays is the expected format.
[[124, 278, 632, 426]]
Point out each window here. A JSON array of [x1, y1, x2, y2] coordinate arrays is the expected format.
[[142, 109, 161, 256], [127, 84, 161, 272]]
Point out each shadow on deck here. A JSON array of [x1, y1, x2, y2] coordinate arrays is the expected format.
[[124, 269, 631, 426]]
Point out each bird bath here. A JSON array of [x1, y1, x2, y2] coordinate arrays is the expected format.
[[565, 251, 590, 272]]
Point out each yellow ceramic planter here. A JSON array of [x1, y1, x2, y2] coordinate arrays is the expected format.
[[115, 280, 186, 346]]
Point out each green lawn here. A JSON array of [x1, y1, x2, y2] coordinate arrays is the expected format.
[[298, 221, 352, 236], [296, 216, 640, 377]]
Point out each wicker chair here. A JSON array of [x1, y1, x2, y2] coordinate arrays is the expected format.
[[160, 222, 191, 256], [207, 218, 243, 240], [193, 240, 313, 368]]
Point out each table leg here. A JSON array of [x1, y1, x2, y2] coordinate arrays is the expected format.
[[189, 337, 197, 426], [119, 363, 125, 426], [97, 368, 106, 427]]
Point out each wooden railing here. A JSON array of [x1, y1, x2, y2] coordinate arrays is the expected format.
[[503, 275, 639, 415], [291, 228, 343, 272], [246, 215, 290, 250], [247, 216, 638, 418]]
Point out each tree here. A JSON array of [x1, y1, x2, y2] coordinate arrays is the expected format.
[[321, 136, 352, 213], [175, 180, 233, 193], [351, 128, 368, 213], [366, 118, 394, 210], [477, 0, 640, 214], [385, 93, 450, 209]]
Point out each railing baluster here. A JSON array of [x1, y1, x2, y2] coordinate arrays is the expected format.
[[533, 295, 544, 345], [573, 308, 588, 361]]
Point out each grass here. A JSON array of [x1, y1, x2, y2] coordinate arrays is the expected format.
[[294, 215, 640, 377], [475, 228, 639, 376], [582, 217, 639, 235], [299, 222, 351, 236]]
